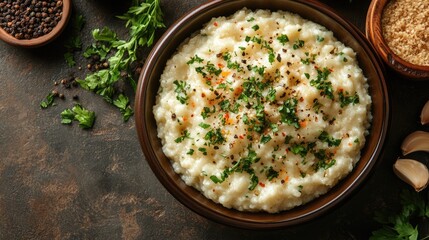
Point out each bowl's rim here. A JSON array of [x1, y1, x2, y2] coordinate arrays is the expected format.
[[0, 0, 72, 48], [365, 0, 429, 80], [135, 0, 389, 229]]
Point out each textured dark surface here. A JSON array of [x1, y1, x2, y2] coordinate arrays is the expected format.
[[0, 0, 428, 239]]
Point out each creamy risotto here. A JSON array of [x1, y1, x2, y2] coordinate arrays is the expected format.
[[153, 9, 371, 213]]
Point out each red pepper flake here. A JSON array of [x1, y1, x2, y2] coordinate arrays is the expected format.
[[214, 22, 218, 27], [259, 182, 265, 187]]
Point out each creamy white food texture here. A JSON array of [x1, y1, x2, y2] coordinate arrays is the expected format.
[[154, 9, 371, 213]]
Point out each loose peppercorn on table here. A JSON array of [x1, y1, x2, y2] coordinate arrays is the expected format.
[[0, 0, 428, 239]]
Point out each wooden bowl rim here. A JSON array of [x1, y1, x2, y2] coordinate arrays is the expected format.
[[366, 0, 429, 80]]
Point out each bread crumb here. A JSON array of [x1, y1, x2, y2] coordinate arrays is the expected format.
[[382, 0, 429, 66]]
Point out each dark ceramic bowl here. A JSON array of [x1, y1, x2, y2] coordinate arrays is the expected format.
[[366, 0, 429, 80], [135, 0, 389, 229], [0, 0, 71, 48]]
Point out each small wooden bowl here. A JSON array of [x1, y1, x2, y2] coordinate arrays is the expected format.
[[366, 0, 429, 80], [0, 0, 72, 48]]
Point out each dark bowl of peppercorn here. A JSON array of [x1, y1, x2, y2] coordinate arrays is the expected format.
[[0, 0, 71, 47]]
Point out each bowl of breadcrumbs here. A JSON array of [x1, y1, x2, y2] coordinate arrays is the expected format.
[[366, 0, 429, 80]]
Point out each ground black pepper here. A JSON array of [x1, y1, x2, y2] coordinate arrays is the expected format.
[[0, 0, 63, 40]]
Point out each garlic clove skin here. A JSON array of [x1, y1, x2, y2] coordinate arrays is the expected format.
[[421, 100, 429, 125], [393, 159, 429, 192], [401, 131, 429, 155]]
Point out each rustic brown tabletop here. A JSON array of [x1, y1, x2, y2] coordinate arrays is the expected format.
[[1, 0, 428, 239]]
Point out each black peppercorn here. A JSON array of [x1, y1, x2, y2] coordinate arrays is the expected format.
[[0, 0, 63, 40]]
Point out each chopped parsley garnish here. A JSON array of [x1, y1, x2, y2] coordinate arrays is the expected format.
[[252, 65, 266, 76], [310, 67, 334, 99], [247, 17, 255, 22], [293, 39, 305, 49], [266, 166, 279, 181], [186, 149, 194, 155], [339, 91, 360, 107], [201, 106, 216, 119], [277, 34, 289, 45], [210, 146, 260, 190], [174, 130, 191, 143], [304, 73, 310, 79], [199, 122, 210, 129], [60, 104, 96, 129], [316, 35, 325, 42], [266, 88, 276, 102], [301, 58, 310, 65], [206, 62, 222, 76], [173, 80, 190, 104], [260, 135, 272, 144], [318, 131, 342, 147], [252, 24, 260, 31], [198, 147, 208, 155], [279, 98, 300, 129], [314, 149, 336, 171], [290, 143, 308, 158], [187, 54, 204, 65], [204, 128, 226, 145]]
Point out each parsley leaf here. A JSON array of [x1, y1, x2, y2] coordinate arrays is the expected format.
[[210, 146, 260, 190], [113, 94, 134, 121], [204, 128, 226, 145], [40, 92, 56, 109], [370, 190, 427, 240], [61, 104, 96, 129], [63, 14, 85, 66], [173, 80, 190, 104], [310, 67, 334, 99], [266, 166, 279, 181], [175, 130, 191, 143], [318, 131, 342, 147], [277, 34, 289, 45], [279, 97, 300, 129], [339, 91, 360, 107], [79, 0, 165, 120]]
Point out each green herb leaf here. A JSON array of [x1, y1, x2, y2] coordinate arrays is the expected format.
[[175, 130, 191, 143], [187, 55, 204, 65], [173, 80, 190, 104], [61, 104, 96, 129], [339, 91, 359, 107], [204, 128, 226, 145], [113, 94, 134, 121], [279, 98, 300, 129], [40, 93, 56, 109], [266, 166, 279, 181], [277, 34, 289, 45], [318, 131, 342, 147], [310, 67, 334, 99]]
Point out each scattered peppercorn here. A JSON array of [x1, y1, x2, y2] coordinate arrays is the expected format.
[[0, 0, 63, 40]]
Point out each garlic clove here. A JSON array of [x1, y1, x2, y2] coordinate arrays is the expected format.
[[421, 100, 429, 125], [401, 131, 429, 155], [393, 159, 429, 192]]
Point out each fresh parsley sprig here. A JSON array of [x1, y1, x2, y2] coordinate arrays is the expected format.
[[77, 0, 165, 121], [370, 189, 429, 240], [61, 104, 96, 129]]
